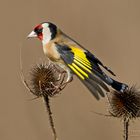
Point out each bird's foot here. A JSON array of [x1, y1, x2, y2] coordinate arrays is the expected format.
[[59, 77, 73, 87], [48, 72, 67, 96], [56, 71, 66, 81], [49, 76, 73, 96]]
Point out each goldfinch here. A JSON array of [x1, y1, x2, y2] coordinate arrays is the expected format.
[[27, 22, 128, 100]]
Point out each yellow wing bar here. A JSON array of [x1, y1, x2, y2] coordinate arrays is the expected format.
[[68, 64, 85, 80]]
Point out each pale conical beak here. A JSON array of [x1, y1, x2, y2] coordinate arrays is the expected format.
[[27, 31, 37, 38]]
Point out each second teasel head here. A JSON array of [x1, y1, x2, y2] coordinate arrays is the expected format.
[[109, 86, 140, 119]]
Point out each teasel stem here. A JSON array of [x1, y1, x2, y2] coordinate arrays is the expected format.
[[123, 118, 129, 140], [43, 95, 58, 140]]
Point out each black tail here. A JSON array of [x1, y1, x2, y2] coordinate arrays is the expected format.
[[111, 79, 128, 92]]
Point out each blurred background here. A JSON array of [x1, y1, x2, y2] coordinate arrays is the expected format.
[[0, 0, 140, 140]]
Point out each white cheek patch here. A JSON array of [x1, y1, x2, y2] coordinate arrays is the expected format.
[[42, 23, 52, 45]]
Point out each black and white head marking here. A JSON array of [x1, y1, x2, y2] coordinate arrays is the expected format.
[[42, 22, 57, 45]]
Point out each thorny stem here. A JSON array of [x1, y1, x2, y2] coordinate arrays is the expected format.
[[43, 95, 58, 140], [123, 118, 129, 140]]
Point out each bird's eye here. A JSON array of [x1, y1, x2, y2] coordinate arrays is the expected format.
[[35, 28, 43, 35]]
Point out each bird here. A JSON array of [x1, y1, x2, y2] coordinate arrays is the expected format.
[[27, 22, 128, 100]]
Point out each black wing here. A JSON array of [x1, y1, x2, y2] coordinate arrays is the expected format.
[[62, 32, 116, 76], [56, 43, 110, 100]]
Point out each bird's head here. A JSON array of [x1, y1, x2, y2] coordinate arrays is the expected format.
[[27, 22, 57, 45]]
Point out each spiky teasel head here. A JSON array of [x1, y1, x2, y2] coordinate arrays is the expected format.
[[109, 86, 140, 120], [29, 63, 66, 97]]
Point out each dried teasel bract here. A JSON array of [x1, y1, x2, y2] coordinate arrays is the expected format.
[[108, 86, 140, 120]]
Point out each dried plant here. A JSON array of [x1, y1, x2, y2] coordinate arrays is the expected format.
[[107, 86, 140, 140], [29, 63, 66, 97], [108, 86, 140, 120], [93, 86, 140, 140], [21, 62, 67, 140]]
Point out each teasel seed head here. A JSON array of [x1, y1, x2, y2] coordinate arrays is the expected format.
[[29, 63, 66, 97], [109, 86, 140, 120]]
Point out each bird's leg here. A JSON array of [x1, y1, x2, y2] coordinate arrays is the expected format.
[[50, 77, 73, 95], [49, 72, 67, 95], [61, 76, 73, 86], [56, 77, 73, 93], [50, 70, 73, 95], [57, 71, 66, 81], [48, 66, 73, 95], [53, 64, 66, 81], [56, 76, 73, 92], [58, 69, 73, 88]]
